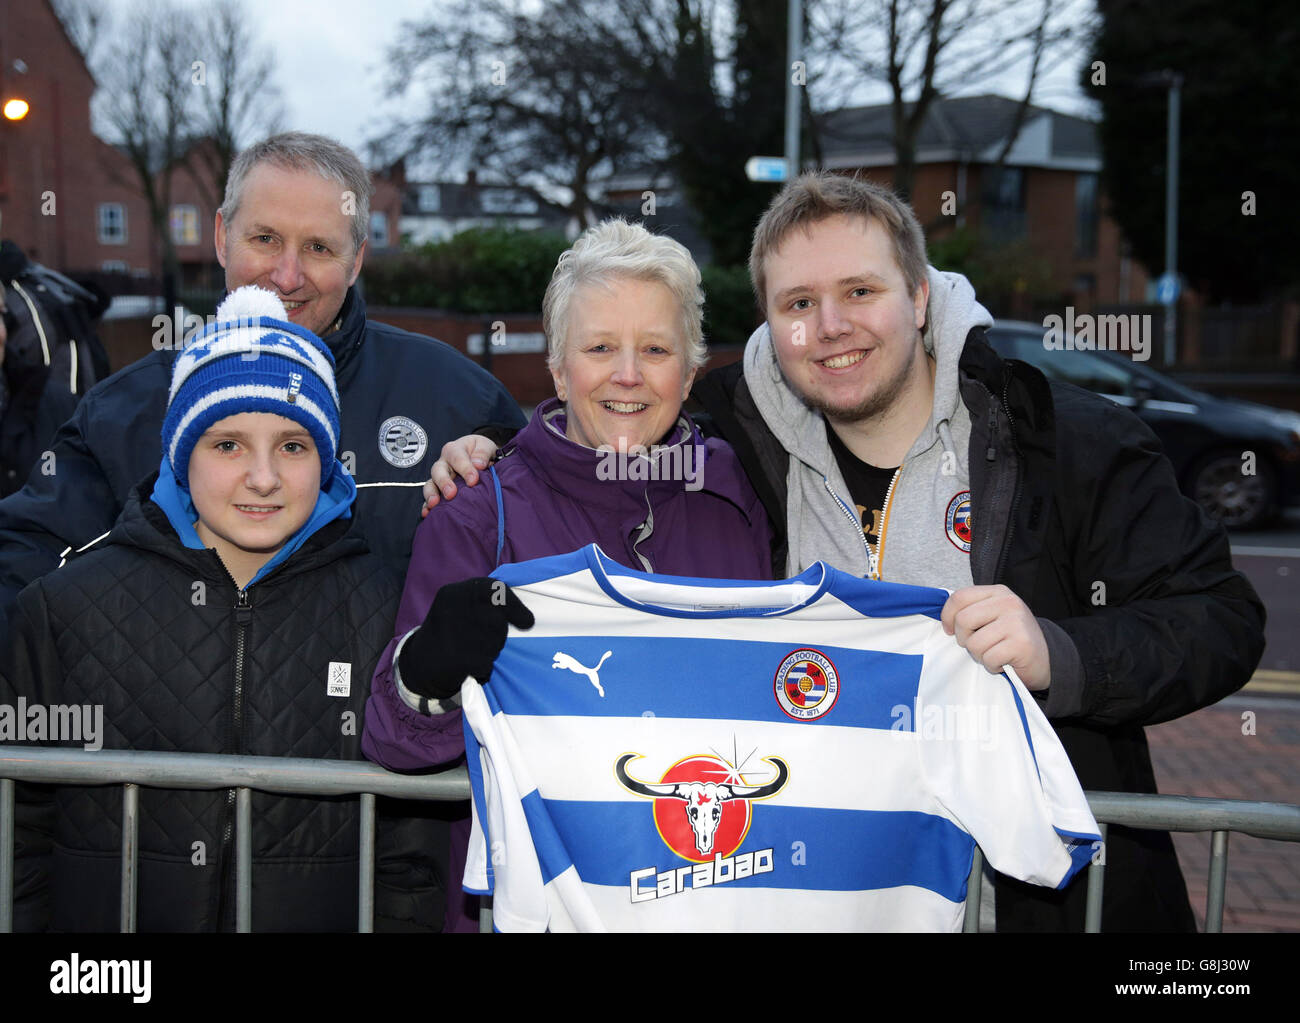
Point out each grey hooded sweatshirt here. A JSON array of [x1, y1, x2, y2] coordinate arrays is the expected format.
[[744, 266, 993, 588]]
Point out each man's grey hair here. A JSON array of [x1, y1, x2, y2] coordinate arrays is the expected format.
[[220, 132, 373, 258], [543, 219, 707, 374]]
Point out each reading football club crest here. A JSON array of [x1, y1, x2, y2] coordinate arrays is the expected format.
[[945, 491, 972, 552], [379, 415, 428, 468], [773, 648, 839, 721]]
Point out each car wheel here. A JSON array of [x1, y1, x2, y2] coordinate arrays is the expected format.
[[1188, 449, 1278, 529]]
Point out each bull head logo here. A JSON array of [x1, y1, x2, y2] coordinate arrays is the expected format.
[[615, 753, 790, 855]]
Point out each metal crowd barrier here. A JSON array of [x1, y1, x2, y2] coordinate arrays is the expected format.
[[963, 791, 1300, 932], [0, 746, 472, 933], [2, 746, 1298, 933]]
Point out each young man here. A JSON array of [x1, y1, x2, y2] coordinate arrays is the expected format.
[[689, 173, 1265, 931], [1, 287, 424, 931], [427, 174, 1266, 932]]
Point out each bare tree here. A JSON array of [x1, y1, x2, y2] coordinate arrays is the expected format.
[[50, 0, 111, 67], [186, 0, 285, 215], [808, 0, 1078, 198], [383, 0, 668, 227], [94, 1, 197, 305], [62, 0, 282, 304], [612, 0, 793, 265]]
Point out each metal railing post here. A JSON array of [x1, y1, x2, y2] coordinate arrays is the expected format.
[[1084, 823, 1107, 933], [358, 792, 375, 933], [1, 778, 13, 933], [236, 786, 252, 932], [963, 847, 984, 932], [120, 782, 139, 933], [1205, 829, 1230, 933]]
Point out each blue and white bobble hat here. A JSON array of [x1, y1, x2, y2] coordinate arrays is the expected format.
[[162, 286, 341, 488]]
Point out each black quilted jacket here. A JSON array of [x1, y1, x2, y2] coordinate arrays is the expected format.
[[2, 478, 445, 932]]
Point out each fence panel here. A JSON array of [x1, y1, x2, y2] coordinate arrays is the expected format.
[[3, 748, 1297, 933]]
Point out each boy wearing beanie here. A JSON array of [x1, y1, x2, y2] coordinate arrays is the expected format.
[[2, 288, 436, 932], [156, 285, 354, 589]]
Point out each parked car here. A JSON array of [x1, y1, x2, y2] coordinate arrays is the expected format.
[[985, 321, 1300, 529]]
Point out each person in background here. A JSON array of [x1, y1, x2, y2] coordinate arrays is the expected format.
[[0, 238, 110, 497], [362, 219, 773, 931]]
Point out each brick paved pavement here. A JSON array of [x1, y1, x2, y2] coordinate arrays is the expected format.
[[1145, 693, 1300, 932]]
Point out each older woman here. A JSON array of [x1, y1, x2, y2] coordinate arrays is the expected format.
[[361, 219, 772, 929]]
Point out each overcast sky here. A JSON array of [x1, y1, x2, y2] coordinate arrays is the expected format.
[[239, 0, 436, 153], [93, 0, 1096, 169], [89, 0, 436, 154]]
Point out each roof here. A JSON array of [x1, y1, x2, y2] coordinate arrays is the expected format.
[[400, 181, 569, 225], [817, 94, 1100, 171]]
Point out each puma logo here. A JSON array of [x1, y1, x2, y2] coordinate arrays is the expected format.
[[551, 650, 612, 698]]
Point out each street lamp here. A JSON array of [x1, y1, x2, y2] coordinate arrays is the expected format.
[[1138, 70, 1183, 367], [2, 98, 29, 121]]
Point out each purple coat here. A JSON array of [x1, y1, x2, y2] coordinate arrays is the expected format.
[[361, 399, 772, 928]]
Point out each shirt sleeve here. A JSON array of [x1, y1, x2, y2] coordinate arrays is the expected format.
[[918, 634, 1101, 890], [1042, 397, 1265, 728], [360, 483, 501, 771], [461, 679, 551, 932]]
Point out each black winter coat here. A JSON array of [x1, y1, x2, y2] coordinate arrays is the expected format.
[[689, 329, 1266, 932], [1, 481, 440, 932], [0, 253, 109, 497]]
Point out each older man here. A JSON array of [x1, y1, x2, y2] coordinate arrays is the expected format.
[[429, 173, 1265, 933], [0, 132, 524, 639]]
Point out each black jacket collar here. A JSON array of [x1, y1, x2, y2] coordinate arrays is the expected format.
[[101, 473, 367, 586]]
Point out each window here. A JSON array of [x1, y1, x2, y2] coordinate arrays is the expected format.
[[418, 185, 441, 212], [100, 260, 128, 273], [980, 166, 1025, 242], [98, 203, 126, 244], [1075, 174, 1099, 259], [369, 211, 389, 248], [993, 329, 1139, 398], [480, 189, 538, 215], [170, 204, 200, 246]]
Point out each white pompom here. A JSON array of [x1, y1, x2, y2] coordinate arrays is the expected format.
[[215, 286, 288, 323]]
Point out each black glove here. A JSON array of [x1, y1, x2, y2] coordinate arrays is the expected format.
[[398, 577, 534, 702]]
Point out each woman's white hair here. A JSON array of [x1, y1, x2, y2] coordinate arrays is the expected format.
[[543, 219, 707, 373]]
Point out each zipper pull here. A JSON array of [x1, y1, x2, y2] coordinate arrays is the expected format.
[[986, 405, 997, 461], [235, 589, 252, 626]]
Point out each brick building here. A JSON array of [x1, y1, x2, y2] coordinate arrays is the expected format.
[[1, 0, 404, 298], [1, 0, 106, 273], [817, 94, 1151, 315]]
